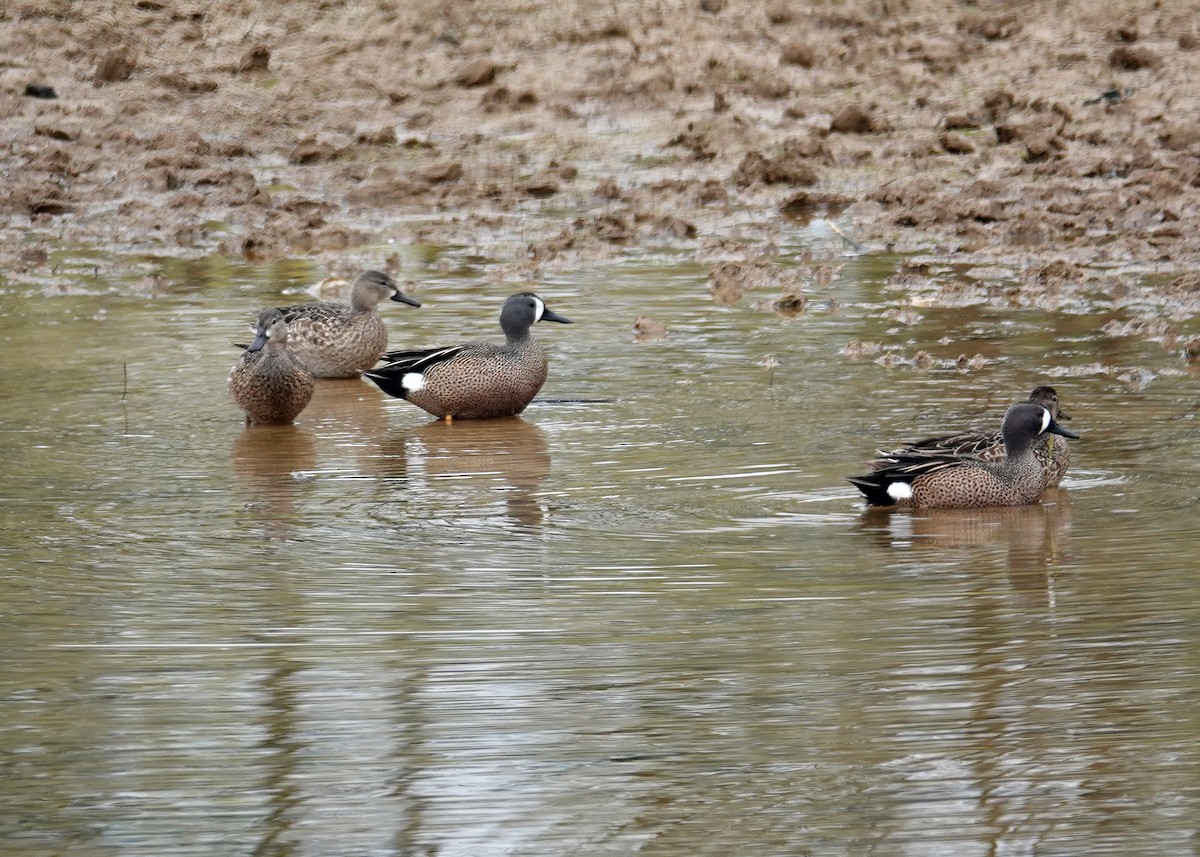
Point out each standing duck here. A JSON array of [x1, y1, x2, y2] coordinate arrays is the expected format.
[[229, 308, 315, 424], [849, 402, 1080, 508], [274, 270, 421, 378], [361, 293, 572, 420]]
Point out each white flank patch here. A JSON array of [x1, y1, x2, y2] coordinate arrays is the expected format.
[[532, 296, 545, 322], [1040, 406, 1051, 433], [887, 482, 914, 501], [402, 372, 425, 393]]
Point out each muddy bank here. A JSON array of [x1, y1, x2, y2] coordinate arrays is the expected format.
[[2, 0, 1199, 329]]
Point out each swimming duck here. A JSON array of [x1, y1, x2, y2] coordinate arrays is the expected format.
[[887, 385, 1074, 487], [849, 402, 1080, 508]]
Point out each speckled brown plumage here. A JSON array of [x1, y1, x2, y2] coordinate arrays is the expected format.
[[229, 308, 315, 424], [850, 402, 1080, 509], [362, 293, 572, 420], [274, 270, 420, 378], [887, 385, 1074, 487]]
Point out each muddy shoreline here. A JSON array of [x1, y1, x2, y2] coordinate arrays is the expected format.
[[3, 1, 1200, 315]]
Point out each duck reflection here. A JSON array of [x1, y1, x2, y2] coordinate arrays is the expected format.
[[230, 424, 316, 541], [859, 495, 1073, 602], [379, 417, 551, 529]]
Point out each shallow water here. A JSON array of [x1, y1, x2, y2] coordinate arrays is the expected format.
[[2, 242, 1199, 856]]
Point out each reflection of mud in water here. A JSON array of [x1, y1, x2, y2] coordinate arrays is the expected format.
[[231, 424, 316, 541], [860, 496, 1073, 605], [381, 418, 552, 529]]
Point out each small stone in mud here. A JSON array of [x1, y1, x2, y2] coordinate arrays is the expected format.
[[238, 45, 271, 73], [699, 0, 725, 13], [34, 122, 80, 142], [1157, 124, 1200, 151], [884, 307, 923, 326], [23, 83, 57, 99], [522, 174, 559, 198], [1023, 132, 1058, 162], [454, 58, 498, 87], [765, 1, 793, 23], [938, 131, 975, 154], [480, 85, 538, 112], [1083, 89, 1124, 106], [830, 104, 877, 134], [157, 71, 219, 94], [419, 160, 464, 184], [708, 263, 747, 305], [1180, 33, 1199, 50], [1105, 22, 1139, 43], [842, 340, 881, 360], [958, 13, 1021, 40], [288, 139, 343, 165], [942, 113, 978, 130], [16, 246, 49, 269], [357, 126, 397, 145], [594, 178, 623, 200], [1108, 45, 1157, 70], [633, 316, 668, 341], [780, 41, 816, 68], [735, 140, 820, 187], [769, 292, 807, 317], [93, 49, 137, 84]]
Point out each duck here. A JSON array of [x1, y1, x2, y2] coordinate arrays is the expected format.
[[848, 401, 1080, 508], [272, 270, 421, 378], [361, 292, 572, 420], [229, 307, 315, 424], [888, 385, 1073, 487]]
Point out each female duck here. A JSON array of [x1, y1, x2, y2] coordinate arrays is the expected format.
[[229, 308, 315, 424], [275, 270, 421, 378], [889, 385, 1074, 487], [361, 293, 571, 420], [849, 402, 1079, 508]]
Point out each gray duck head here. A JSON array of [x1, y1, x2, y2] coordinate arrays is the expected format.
[[1000, 401, 1079, 455], [247, 307, 290, 353], [499, 293, 572, 341], [351, 270, 421, 311]]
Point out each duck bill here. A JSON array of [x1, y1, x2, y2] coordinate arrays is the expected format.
[[540, 308, 572, 324], [244, 328, 271, 352], [390, 292, 422, 308], [1047, 418, 1079, 439]]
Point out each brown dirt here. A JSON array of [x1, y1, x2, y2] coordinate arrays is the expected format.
[[3, 0, 1200, 292]]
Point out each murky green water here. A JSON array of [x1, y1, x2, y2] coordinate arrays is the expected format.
[[2, 243, 1199, 856]]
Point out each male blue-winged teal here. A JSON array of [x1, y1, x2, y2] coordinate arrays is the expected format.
[[229, 308, 315, 424], [274, 270, 421, 378], [888, 385, 1073, 487], [361, 292, 572, 420], [849, 402, 1080, 508]]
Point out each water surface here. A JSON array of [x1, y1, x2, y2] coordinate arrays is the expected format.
[[2, 243, 1199, 856]]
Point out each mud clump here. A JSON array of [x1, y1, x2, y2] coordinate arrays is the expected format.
[[830, 105, 879, 134], [454, 58, 499, 88], [3, 0, 1200, 283], [93, 48, 137, 84], [237, 45, 271, 74]]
